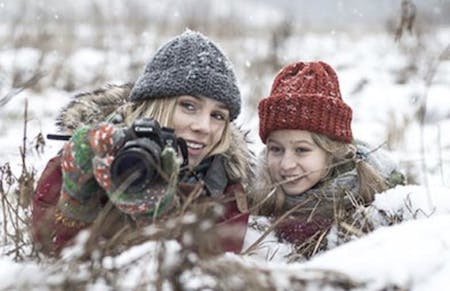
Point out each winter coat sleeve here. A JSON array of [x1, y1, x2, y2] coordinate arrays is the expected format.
[[31, 153, 108, 255], [32, 154, 99, 254], [31, 123, 129, 254], [31, 155, 64, 253]]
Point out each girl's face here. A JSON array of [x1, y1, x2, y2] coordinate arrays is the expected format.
[[267, 130, 328, 196], [172, 95, 229, 167]]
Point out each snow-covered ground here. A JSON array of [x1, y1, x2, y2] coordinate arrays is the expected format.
[[1, 0, 450, 289]]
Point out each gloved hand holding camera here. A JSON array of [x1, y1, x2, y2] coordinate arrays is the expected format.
[[59, 118, 188, 222]]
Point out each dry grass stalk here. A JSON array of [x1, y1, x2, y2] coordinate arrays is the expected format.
[[0, 99, 42, 261], [242, 198, 314, 256], [0, 72, 45, 107], [395, 0, 417, 41]]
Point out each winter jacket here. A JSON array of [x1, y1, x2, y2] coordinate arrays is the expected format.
[[31, 84, 252, 255]]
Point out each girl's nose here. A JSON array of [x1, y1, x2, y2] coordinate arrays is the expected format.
[[280, 152, 296, 172], [189, 113, 211, 133]]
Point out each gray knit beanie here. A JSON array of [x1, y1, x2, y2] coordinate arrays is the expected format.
[[129, 30, 241, 120]]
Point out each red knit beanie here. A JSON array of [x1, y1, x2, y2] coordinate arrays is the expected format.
[[258, 61, 353, 143]]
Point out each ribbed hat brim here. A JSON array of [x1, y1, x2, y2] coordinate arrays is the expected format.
[[129, 66, 241, 120], [258, 93, 353, 143]]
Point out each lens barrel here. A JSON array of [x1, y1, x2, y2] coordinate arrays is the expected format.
[[110, 139, 161, 193]]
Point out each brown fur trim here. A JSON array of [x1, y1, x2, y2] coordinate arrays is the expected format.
[[223, 124, 255, 187], [56, 83, 133, 134]]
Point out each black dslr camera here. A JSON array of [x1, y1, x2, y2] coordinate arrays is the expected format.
[[110, 118, 188, 193]]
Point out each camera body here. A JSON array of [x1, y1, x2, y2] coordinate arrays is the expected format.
[[110, 118, 187, 193]]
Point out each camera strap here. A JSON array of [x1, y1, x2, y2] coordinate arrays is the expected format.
[[177, 137, 189, 168]]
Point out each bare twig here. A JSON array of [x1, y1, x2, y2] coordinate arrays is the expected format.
[[395, 0, 416, 41], [0, 71, 45, 107], [242, 198, 314, 255]]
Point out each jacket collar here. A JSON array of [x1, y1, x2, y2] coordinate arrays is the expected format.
[[179, 155, 229, 197]]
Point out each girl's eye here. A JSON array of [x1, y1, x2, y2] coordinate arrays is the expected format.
[[180, 101, 195, 111], [211, 111, 227, 121], [296, 147, 311, 154], [268, 145, 282, 154]]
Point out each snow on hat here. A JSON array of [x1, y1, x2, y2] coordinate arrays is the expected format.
[[129, 30, 241, 120], [258, 61, 353, 143]]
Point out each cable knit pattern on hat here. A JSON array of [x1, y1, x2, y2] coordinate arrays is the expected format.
[[258, 61, 353, 143], [130, 30, 241, 120]]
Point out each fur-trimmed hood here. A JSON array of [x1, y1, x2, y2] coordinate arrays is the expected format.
[[56, 83, 133, 133], [55, 84, 254, 185]]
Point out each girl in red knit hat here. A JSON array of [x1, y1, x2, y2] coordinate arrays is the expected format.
[[251, 61, 405, 257]]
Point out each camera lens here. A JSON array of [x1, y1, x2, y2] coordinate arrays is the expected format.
[[110, 139, 161, 193]]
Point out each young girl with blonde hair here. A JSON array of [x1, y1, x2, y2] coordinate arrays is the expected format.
[[32, 31, 252, 255], [251, 61, 405, 254]]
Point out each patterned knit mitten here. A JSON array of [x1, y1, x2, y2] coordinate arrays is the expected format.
[[89, 123, 181, 220]]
